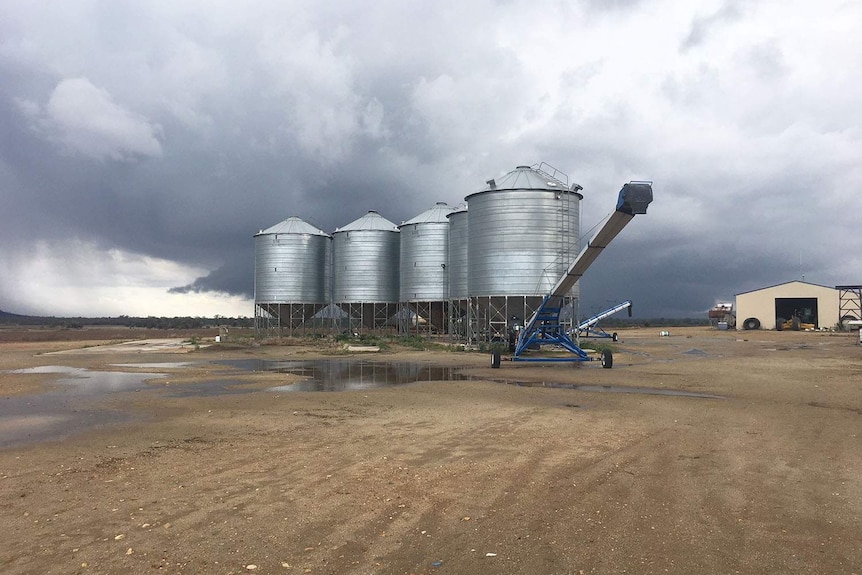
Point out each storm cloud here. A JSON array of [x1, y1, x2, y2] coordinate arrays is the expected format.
[[1, 0, 860, 317]]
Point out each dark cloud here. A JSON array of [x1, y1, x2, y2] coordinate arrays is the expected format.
[[169, 257, 254, 297], [580, 231, 809, 318], [1, 1, 860, 318]]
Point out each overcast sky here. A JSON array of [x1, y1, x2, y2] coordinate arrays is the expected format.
[[1, 0, 860, 318]]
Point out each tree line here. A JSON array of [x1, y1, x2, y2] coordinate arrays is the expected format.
[[0, 310, 253, 330]]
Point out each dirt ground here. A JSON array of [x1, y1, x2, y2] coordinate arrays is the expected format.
[[1, 327, 860, 574]]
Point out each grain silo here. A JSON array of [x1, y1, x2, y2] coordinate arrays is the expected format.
[[253, 216, 331, 337], [398, 202, 454, 334], [466, 163, 582, 342], [446, 207, 469, 338], [332, 211, 400, 331]]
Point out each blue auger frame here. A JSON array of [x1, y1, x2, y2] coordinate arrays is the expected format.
[[575, 300, 633, 340], [511, 299, 632, 362], [512, 295, 590, 363], [580, 325, 616, 339]]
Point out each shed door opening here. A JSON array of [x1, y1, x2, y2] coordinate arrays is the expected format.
[[775, 297, 818, 328]]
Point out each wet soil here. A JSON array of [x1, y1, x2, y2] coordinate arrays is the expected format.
[[1, 327, 861, 574]]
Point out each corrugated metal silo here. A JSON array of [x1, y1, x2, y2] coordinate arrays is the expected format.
[[332, 211, 400, 303], [446, 207, 468, 299], [466, 164, 582, 298], [446, 207, 470, 340], [254, 216, 331, 304], [398, 202, 454, 302]]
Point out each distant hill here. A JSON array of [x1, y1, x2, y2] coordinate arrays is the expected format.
[[0, 309, 26, 320], [0, 309, 253, 329]]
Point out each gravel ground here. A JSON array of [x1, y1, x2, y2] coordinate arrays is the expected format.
[[1, 327, 860, 574]]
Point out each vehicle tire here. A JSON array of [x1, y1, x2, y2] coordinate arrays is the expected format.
[[776, 318, 785, 331], [491, 350, 501, 368], [743, 317, 760, 330], [612, 332, 619, 342], [600, 349, 613, 369], [792, 317, 801, 331]]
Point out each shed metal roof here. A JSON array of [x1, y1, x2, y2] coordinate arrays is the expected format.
[[735, 280, 837, 296]]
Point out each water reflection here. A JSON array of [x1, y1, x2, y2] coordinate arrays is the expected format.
[[9, 366, 166, 393], [1, 366, 163, 448], [213, 359, 469, 392]]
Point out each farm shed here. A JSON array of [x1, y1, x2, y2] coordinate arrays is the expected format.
[[735, 281, 839, 331]]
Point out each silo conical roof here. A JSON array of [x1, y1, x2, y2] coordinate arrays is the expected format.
[[478, 164, 569, 194], [336, 210, 399, 232], [256, 216, 330, 237], [399, 202, 455, 227]]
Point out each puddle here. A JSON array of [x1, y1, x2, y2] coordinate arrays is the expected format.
[[10, 366, 166, 393], [213, 359, 470, 392], [0, 406, 132, 449], [215, 359, 722, 398], [2, 360, 722, 448], [1, 366, 165, 448], [681, 348, 708, 356]]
